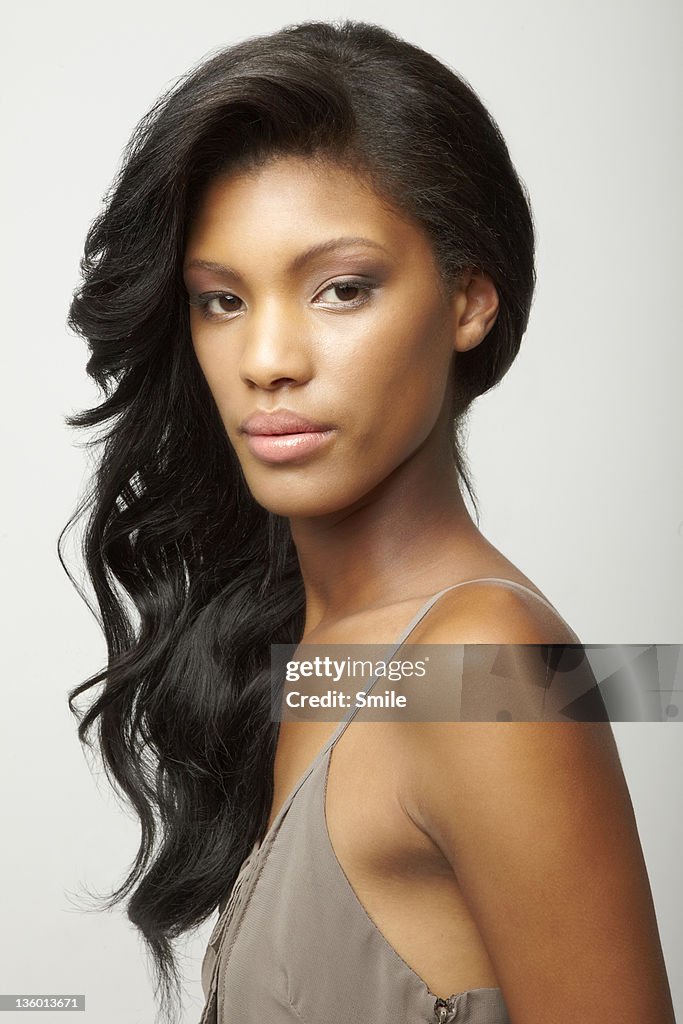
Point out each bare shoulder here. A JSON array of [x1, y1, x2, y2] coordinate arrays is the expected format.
[[388, 584, 675, 1019], [411, 577, 581, 645]]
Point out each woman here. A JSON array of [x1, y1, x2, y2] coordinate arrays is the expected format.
[[62, 19, 675, 1024]]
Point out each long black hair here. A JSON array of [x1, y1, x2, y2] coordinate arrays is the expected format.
[[60, 19, 536, 1022]]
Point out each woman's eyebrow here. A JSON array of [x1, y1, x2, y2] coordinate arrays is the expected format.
[[184, 237, 389, 281], [288, 236, 390, 271]]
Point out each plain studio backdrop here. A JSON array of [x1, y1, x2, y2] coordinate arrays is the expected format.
[[1, 1, 681, 1021]]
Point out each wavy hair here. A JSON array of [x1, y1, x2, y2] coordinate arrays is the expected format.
[[60, 19, 536, 1022]]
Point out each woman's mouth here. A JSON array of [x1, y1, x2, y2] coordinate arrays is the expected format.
[[239, 409, 336, 464]]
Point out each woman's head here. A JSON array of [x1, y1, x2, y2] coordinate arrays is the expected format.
[[71, 19, 535, 518], [64, 21, 535, 1024]]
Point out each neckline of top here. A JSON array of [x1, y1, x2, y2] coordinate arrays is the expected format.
[[252, 575, 558, 855]]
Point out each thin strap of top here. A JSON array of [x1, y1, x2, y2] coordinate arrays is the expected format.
[[259, 576, 557, 847]]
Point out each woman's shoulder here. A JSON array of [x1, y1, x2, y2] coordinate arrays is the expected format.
[[390, 673, 664, 1019], [393, 710, 653, 1019], [409, 574, 580, 646]]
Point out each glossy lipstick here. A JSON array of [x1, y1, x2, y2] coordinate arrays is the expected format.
[[240, 409, 335, 464]]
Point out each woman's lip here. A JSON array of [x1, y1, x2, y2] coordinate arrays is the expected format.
[[240, 410, 333, 434], [244, 429, 336, 463]]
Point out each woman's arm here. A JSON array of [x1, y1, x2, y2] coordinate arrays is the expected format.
[[401, 588, 676, 1023]]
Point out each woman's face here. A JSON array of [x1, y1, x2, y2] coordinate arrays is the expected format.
[[183, 156, 490, 518]]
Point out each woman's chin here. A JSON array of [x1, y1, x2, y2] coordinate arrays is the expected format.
[[243, 474, 369, 520], [249, 491, 348, 519]]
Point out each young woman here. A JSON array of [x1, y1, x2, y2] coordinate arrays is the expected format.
[[62, 19, 676, 1024]]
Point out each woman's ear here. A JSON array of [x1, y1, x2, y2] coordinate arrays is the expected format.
[[451, 270, 500, 352]]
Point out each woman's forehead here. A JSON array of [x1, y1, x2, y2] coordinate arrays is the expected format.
[[184, 155, 436, 276]]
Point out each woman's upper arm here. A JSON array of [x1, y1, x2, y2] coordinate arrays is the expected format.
[[401, 587, 676, 1023], [403, 719, 675, 1023]]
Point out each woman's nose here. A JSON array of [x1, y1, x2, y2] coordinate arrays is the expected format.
[[239, 303, 313, 390]]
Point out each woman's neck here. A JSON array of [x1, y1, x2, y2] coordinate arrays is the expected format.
[[289, 450, 483, 634]]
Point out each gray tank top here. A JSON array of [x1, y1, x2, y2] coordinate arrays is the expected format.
[[198, 578, 562, 1024]]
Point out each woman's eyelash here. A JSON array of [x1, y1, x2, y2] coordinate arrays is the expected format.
[[313, 278, 377, 308], [188, 278, 378, 322], [188, 292, 243, 321]]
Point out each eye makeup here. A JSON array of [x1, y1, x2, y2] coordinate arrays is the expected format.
[[187, 273, 381, 322]]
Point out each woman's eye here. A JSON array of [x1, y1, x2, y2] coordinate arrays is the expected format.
[[189, 280, 376, 320], [189, 293, 244, 321], [314, 280, 374, 308]]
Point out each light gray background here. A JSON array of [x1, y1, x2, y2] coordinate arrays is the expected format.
[[1, 1, 681, 1021]]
